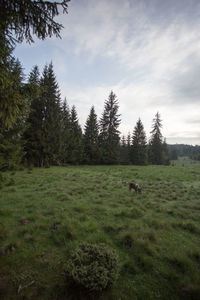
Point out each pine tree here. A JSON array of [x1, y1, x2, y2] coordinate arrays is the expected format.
[[60, 98, 71, 164], [0, 59, 26, 170], [99, 91, 121, 164], [68, 105, 83, 164], [0, 0, 70, 46], [84, 106, 100, 164], [130, 118, 147, 165], [162, 138, 170, 165], [120, 135, 131, 164], [23, 65, 44, 167], [121, 135, 127, 147], [40, 62, 62, 166], [0, 0, 69, 133], [148, 112, 164, 165], [0, 38, 28, 130], [127, 132, 132, 163]]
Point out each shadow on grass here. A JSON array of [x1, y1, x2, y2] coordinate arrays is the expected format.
[[49, 278, 107, 300]]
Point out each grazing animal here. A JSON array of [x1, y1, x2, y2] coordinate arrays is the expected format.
[[126, 182, 142, 193]]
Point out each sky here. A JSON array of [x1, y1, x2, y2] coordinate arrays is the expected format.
[[14, 0, 200, 145]]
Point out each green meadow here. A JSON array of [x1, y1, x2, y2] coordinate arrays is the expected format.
[[0, 163, 200, 299]]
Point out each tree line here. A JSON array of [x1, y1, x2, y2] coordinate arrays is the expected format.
[[0, 59, 170, 170], [168, 144, 200, 161]]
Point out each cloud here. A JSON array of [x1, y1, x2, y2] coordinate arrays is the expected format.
[[186, 118, 200, 125], [14, 0, 200, 145]]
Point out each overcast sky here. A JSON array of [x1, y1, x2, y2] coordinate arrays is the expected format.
[[14, 0, 200, 145]]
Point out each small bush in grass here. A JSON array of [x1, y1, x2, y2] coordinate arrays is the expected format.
[[67, 243, 119, 291]]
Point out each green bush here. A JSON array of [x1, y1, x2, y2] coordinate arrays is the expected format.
[[67, 243, 119, 291]]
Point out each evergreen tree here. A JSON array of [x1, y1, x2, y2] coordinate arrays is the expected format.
[[0, 38, 28, 130], [130, 118, 147, 165], [60, 98, 71, 164], [68, 105, 83, 164], [148, 112, 164, 165], [121, 135, 127, 147], [83, 106, 100, 164], [127, 133, 131, 147], [127, 132, 132, 163], [120, 135, 131, 164], [99, 91, 121, 164], [40, 62, 62, 166], [0, 0, 70, 47], [0, 59, 26, 170], [162, 138, 170, 165], [23, 65, 44, 167], [0, 0, 69, 134]]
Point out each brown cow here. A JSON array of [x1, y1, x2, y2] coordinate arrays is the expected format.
[[126, 182, 142, 193]]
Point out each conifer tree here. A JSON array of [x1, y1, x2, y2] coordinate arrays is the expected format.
[[84, 106, 100, 164], [162, 138, 170, 165], [68, 105, 83, 164], [0, 0, 69, 133], [0, 39, 27, 130], [130, 118, 147, 165], [121, 135, 127, 147], [23, 65, 44, 167], [120, 135, 131, 164], [0, 59, 26, 170], [40, 62, 62, 166], [148, 112, 163, 165], [99, 91, 121, 164], [60, 98, 71, 164], [127, 132, 132, 163], [0, 0, 70, 47]]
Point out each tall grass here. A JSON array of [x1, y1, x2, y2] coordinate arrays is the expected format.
[[0, 164, 200, 299]]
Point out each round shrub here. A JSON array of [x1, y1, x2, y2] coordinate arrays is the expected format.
[[67, 243, 119, 291]]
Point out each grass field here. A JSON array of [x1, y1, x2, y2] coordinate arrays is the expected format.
[[0, 163, 200, 299]]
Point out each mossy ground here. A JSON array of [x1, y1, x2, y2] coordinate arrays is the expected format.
[[0, 161, 200, 299]]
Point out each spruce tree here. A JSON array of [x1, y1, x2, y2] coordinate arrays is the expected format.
[[40, 62, 62, 166], [148, 112, 163, 165], [84, 106, 100, 164], [0, 0, 69, 133], [0, 38, 27, 130], [99, 91, 121, 164], [23, 65, 44, 167], [0, 0, 70, 47], [121, 135, 127, 147], [60, 98, 71, 164], [162, 138, 170, 165], [127, 132, 132, 163], [120, 135, 131, 164], [68, 105, 83, 164], [0, 59, 26, 170], [130, 118, 147, 165]]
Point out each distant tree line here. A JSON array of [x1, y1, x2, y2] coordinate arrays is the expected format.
[[168, 144, 200, 161]]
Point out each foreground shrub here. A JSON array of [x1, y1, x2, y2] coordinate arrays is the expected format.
[[67, 243, 119, 291]]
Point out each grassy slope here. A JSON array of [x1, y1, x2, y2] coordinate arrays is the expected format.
[[0, 164, 200, 299]]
